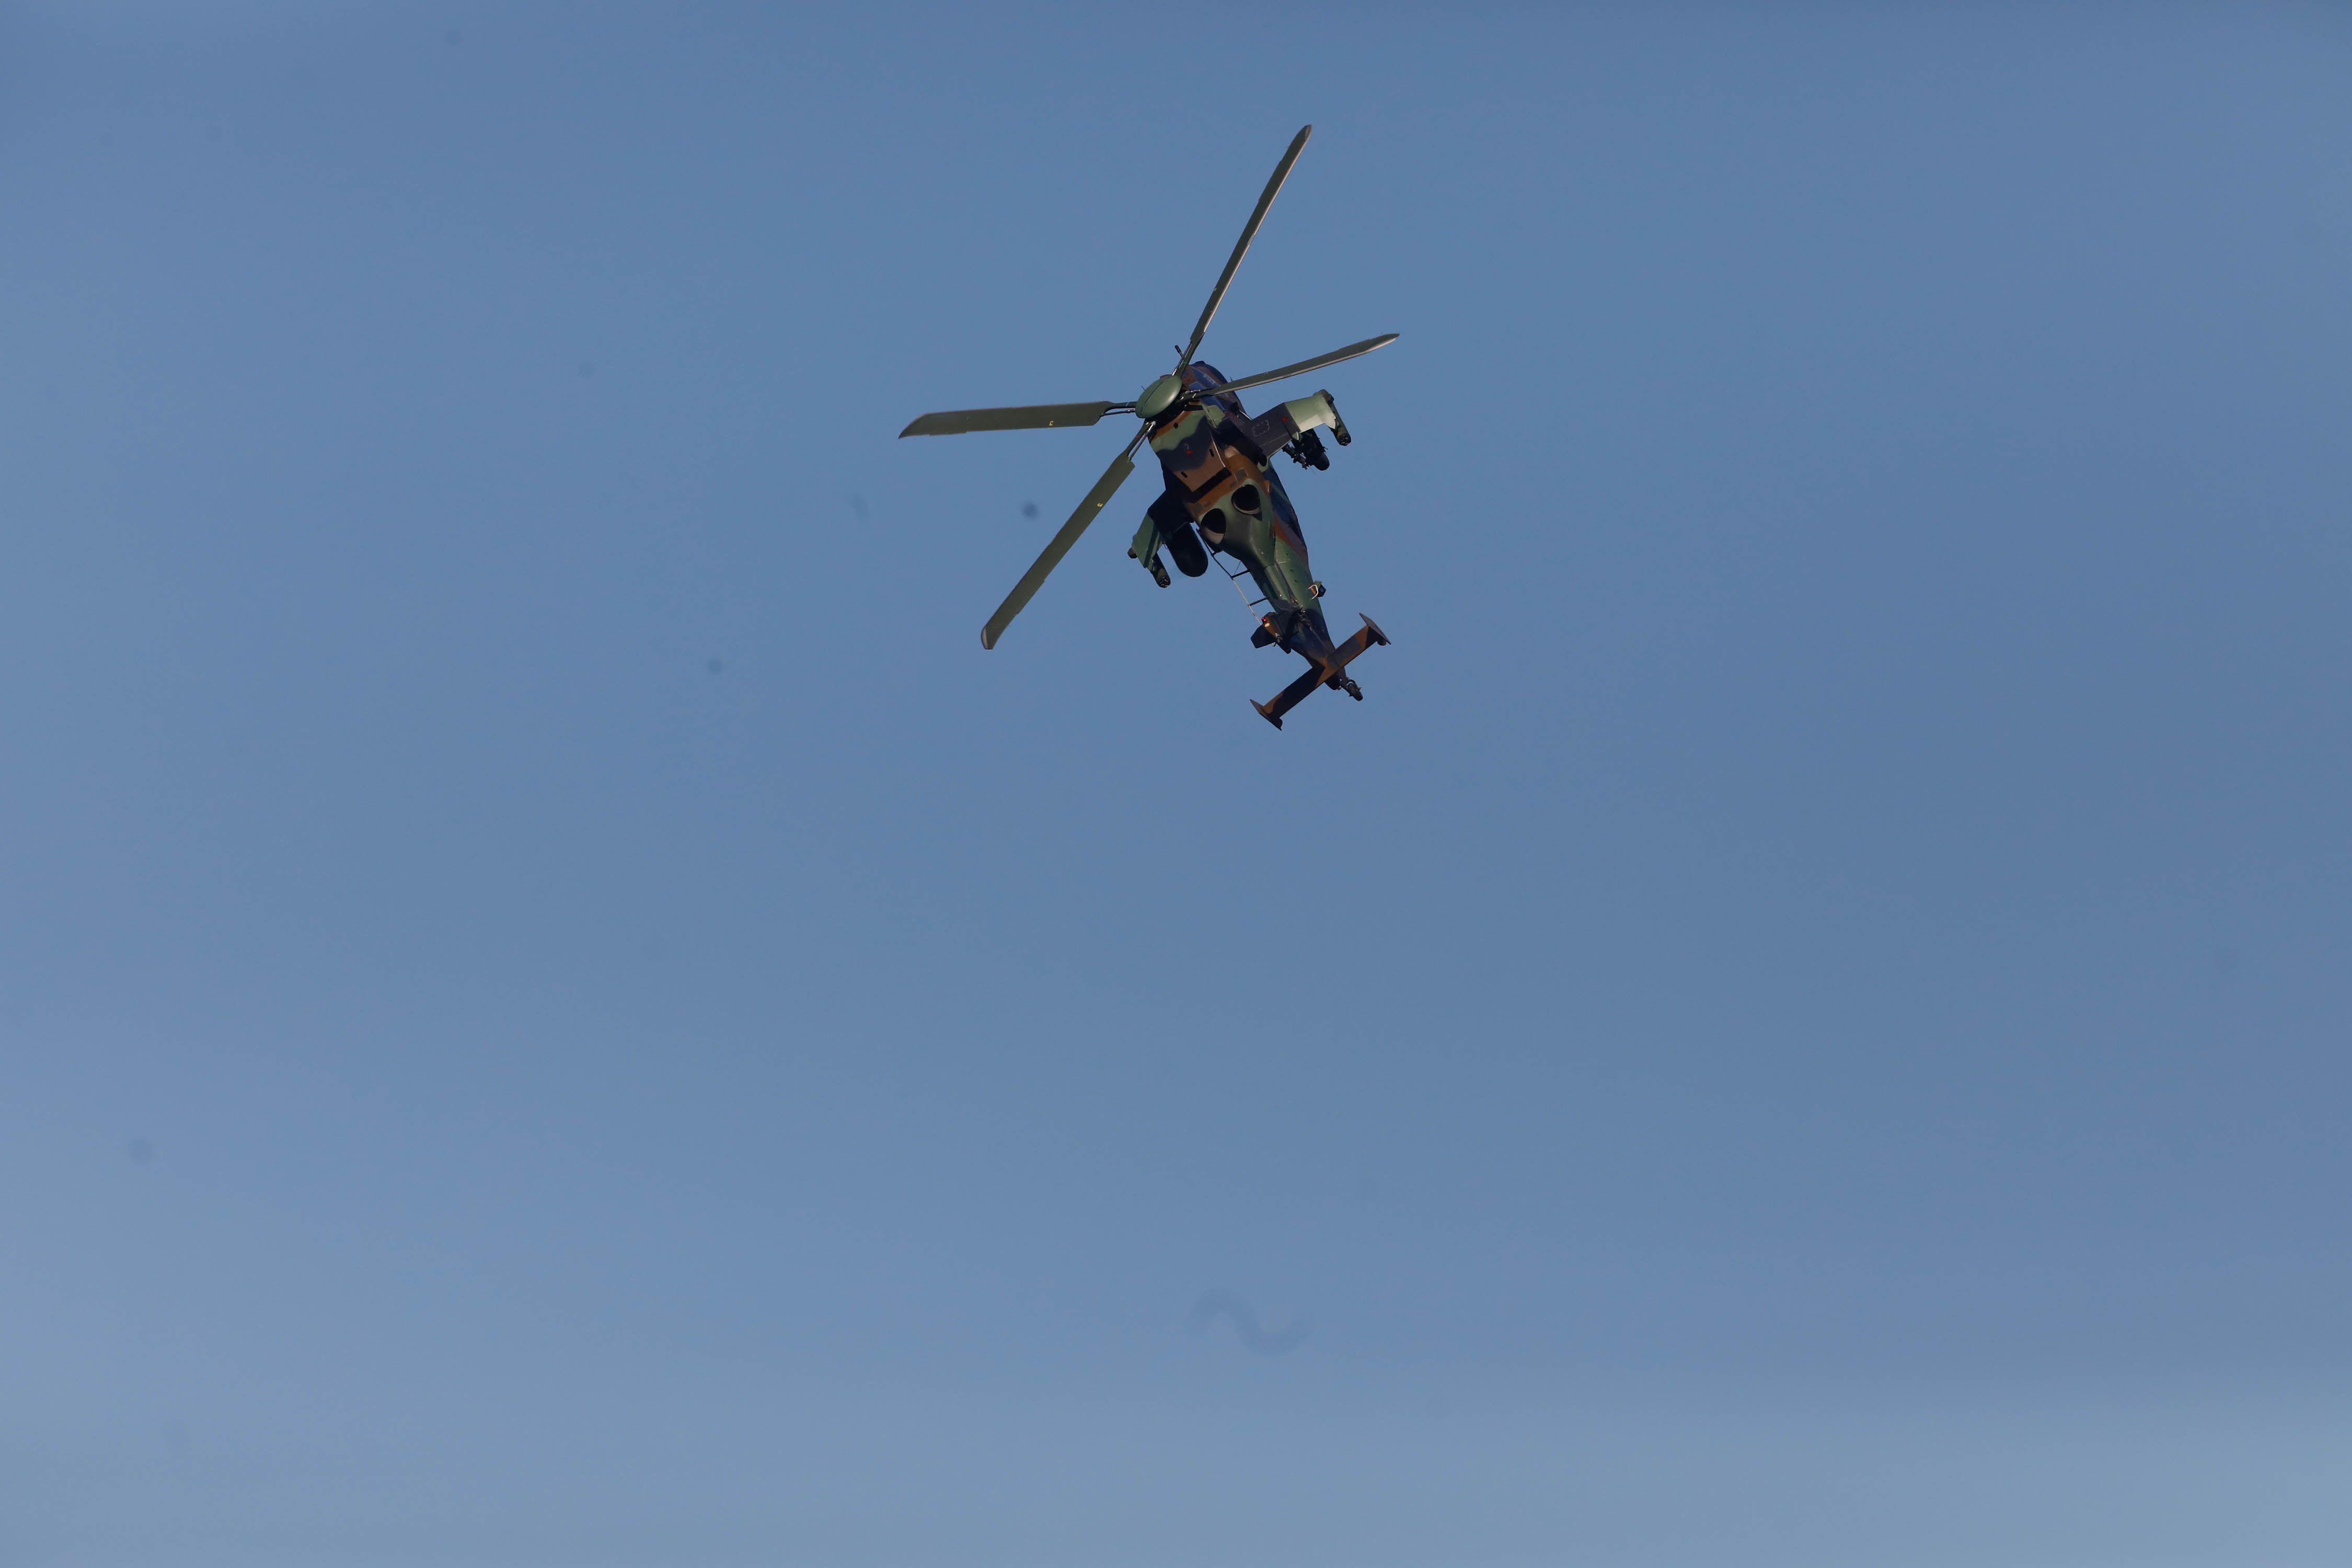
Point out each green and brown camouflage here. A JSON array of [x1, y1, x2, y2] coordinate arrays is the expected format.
[[896, 125, 1395, 728], [1125, 375, 1386, 723]]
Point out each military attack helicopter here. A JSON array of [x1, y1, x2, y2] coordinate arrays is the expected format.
[[898, 124, 1396, 729]]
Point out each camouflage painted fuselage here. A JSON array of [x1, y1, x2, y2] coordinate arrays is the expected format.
[[1129, 364, 1340, 652]]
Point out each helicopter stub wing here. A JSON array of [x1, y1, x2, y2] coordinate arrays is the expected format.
[[900, 401, 1124, 438]]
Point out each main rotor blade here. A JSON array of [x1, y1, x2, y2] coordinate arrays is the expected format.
[[1180, 124, 1312, 367], [1211, 333, 1399, 395], [900, 401, 1122, 439], [981, 429, 1147, 649]]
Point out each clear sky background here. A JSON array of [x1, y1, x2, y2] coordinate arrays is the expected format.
[[5, 4, 2351, 1564]]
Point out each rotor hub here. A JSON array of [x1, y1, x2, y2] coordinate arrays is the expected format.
[[1136, 373, 1184, 422]]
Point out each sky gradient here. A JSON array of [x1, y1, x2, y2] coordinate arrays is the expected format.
[[5, 4, 2352, 1563]]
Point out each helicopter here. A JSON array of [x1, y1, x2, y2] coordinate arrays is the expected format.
[[898, 124, 1397, 729]]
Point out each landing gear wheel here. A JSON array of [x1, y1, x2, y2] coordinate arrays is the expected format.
[[1343, 678, 1364, 701]]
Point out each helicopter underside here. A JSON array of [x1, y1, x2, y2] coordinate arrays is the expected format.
[[1127, 393, 1387, 727], [894, 122, 1396, 724]]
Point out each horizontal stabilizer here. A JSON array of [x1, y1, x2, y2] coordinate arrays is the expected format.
[[1252, 614, 1390, 729], [1251, 662, 1328, 730]]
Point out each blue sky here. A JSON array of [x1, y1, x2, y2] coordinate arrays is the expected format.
[[5, 4, 2351, 1563]]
